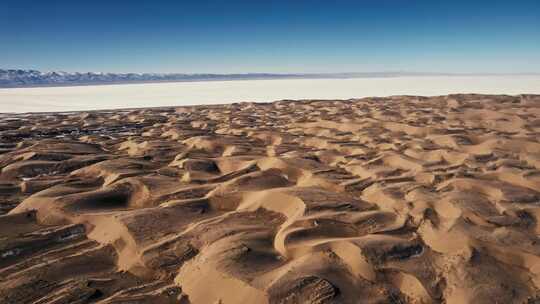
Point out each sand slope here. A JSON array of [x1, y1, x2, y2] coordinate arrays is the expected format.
[[1, 94, 540, 303]]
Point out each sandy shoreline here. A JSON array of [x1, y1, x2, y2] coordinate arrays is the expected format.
[[1, 94, 540, 303]]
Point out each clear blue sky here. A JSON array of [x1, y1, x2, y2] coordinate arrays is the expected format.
[[2, 0, 539, 73]]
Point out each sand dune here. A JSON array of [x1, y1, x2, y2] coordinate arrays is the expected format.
[[1, 94, 540, 303]]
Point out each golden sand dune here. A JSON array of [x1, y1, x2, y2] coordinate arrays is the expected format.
[[1, 94, 540, 303]]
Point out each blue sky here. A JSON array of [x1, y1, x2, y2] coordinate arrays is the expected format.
[[1, 0, 539, 73]]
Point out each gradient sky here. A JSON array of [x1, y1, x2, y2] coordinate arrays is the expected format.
[[2, 0, 539, 73]]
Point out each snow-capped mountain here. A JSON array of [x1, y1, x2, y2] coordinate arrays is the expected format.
[[2, 69, 429, 88], [0, 69, 324, 87], [3, 69, 514, 88]]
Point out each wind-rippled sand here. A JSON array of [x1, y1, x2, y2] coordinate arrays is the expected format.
[[1, 94, 540, 303]]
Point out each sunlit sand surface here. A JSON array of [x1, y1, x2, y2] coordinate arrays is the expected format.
[[1, 94, 540, 303]]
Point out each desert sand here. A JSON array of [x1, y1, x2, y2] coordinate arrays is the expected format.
[[1, 94, 540, 303]]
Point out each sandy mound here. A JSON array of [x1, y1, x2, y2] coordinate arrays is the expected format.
[[1, 94, 540, 303]]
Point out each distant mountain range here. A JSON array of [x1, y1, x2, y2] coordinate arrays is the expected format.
[[0, 69, 405, 88], [1, 69, 537, 88]]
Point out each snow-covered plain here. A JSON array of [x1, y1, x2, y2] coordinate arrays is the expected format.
[[1, 76, 540, 113]]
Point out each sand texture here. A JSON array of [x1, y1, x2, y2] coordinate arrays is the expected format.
[[1, 94, 540, 303]]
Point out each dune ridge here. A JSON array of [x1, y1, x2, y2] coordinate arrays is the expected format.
[[1, 94, 540, 303]]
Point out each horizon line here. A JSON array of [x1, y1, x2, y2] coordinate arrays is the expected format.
[[2, 69, 540, 89], [2, 68, 540, 76]]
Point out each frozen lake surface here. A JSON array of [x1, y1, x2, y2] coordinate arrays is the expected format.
[[1, 76, 540, 113]]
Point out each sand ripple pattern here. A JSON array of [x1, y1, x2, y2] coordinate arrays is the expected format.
[[1, 94, 540, 303]]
